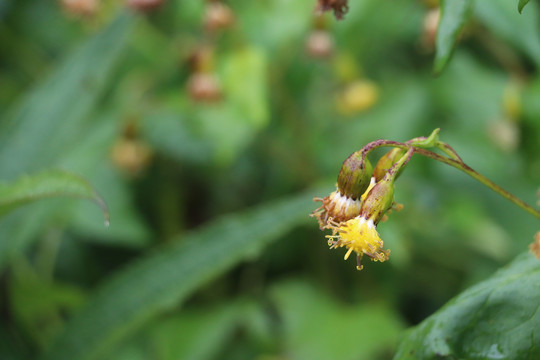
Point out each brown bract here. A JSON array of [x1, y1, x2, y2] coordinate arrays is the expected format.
[[311, 190, 362, 229], [314, 0, 349, 20]]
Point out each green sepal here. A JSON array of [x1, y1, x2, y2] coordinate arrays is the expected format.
[[337, 152, 373, 200], [359, 178, 395, 225], [373, 148, 406, 182]]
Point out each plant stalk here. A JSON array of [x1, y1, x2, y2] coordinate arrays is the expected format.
[[361, 140, 540, 220]]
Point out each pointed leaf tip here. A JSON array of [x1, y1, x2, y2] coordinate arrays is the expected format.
[[0, 169, 109, 223], [518, 0, 530, 13], [433, 0, 474, 74]]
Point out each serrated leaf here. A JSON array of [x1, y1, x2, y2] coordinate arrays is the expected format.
[[0, 170, 108, 222], [42, 189, 318, 360], [518, 0, 531, 13], [434, 0, 475, 74], [394, 252, 540, 359]]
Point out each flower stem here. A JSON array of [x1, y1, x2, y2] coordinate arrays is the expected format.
[[361, 140, 540, 220]]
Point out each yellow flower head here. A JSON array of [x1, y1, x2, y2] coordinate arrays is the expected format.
[[326, 216, 390, 270]]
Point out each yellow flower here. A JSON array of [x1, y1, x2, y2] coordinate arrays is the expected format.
[[326, 216, 390, 270]]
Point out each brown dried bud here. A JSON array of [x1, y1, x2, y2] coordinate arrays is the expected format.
[[315, 0, 349, 20]]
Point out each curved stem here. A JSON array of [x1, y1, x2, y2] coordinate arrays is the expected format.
[[361, 140, 540, 220]]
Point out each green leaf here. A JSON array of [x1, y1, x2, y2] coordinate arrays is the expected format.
[[475, 0, 540, 66], [42, 189, 318, 360], [394, 252, 540, 359], [190, 46, 270, 165], [142, 304, 240, 360], [0, 13, 133, 268], [434, 0, 475, 74], [221, 46, 269, 127], [518, 0, 531, 13], [271, 281, 405, 360], [0, 170, 108, 222], [0, 13, 134, 180]]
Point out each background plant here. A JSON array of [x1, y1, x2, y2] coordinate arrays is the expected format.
[[0, 0, 539, 359]]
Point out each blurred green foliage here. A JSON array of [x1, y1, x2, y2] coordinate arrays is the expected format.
[[0, 0, 539, 359]]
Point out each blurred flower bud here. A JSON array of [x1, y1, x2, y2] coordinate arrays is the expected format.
[[336, 80, 379, 115], [337, 151, 373, 199], [187, 73, 222, 102], [204, 1, 235, 32], [503, 80, 522, 120], [530, 232, 540, 259], [188, 46, 216, 74], [126, 0, 164, 12], [333, 53, 360, 83], [111, 138, 153, 176], [488, 119, 519, 153], [373, 148, 406, 182], [61, 0, 99, 17], [315, 0, 349, 20], [306, 30, 334, 59], [421, 8, 440, 50]]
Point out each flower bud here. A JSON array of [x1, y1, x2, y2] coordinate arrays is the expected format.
[[372, 148, 405, 182], [187, 73, 222, 102], [204, 1, 235, 32], [362, 147, 413, 223], [337, 151, 373, 200], [335, 80, 379, 116], [359, 177, 395, 225], [111, 138, 153, 176]]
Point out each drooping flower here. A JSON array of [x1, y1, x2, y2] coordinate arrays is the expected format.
[[325, 172, 395, 270], [313, 147, 414, 270]]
